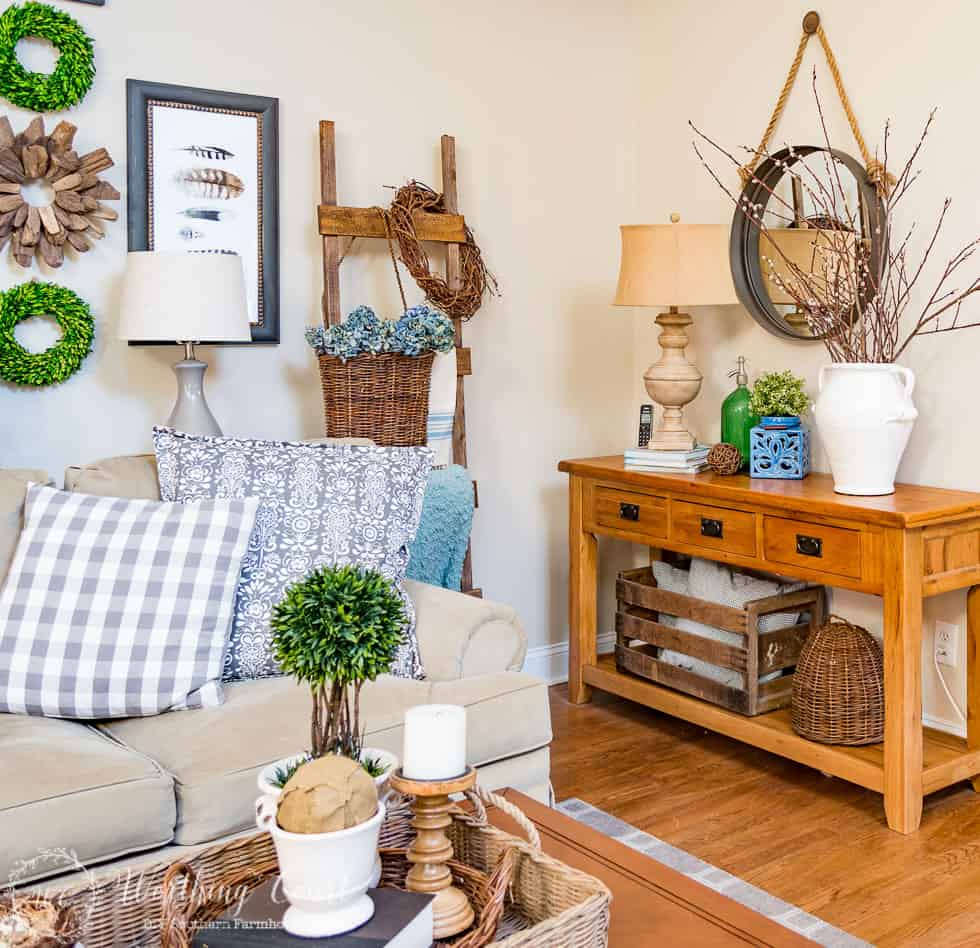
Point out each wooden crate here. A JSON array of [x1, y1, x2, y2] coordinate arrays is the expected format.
[[615, 566, 826, 716]]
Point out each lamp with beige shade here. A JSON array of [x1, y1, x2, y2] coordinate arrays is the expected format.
[[614, 214, 738, 451], [759, 225, 859, 334]]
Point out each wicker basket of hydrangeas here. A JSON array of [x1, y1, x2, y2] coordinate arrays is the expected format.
[[306, 304, 455, 446]]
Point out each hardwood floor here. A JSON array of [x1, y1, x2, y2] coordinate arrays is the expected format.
[[549, 684, 980, 947]]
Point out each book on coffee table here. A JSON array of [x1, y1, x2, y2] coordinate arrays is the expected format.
[[190, 882, 434, 948]]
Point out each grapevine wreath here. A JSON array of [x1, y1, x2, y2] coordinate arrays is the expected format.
[[0, 2, 95, 112], [0, 281, 94, 387]]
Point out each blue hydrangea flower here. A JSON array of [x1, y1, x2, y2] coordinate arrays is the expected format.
[[305, 304, 456, 360], [304, 326, 327, 352]]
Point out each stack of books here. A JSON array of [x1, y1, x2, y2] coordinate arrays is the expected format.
[[191, 883, 434, 947], [624, 445, 710, 474]]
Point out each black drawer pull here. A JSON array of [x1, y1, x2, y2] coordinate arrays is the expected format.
[[700, 517, 723, 539], [619, 502, 640, 522], [796, 534, 823, 558]]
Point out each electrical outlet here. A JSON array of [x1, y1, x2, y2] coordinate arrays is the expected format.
[[935, 620, 959, 667]]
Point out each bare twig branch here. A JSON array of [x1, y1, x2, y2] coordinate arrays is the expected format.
[[692, 91, 977, 363]]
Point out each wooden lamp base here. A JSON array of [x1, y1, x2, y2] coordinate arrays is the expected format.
[[388, 767, 478, 938], [643, 307, 702, 451]]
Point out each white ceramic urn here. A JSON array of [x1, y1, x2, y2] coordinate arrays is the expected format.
[[255, 796, 386, 938], [256, 749, 398, 892], [813, 363, 918, 496]]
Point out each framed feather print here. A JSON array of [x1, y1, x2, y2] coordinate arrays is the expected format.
[[126, 79, 280, 344]]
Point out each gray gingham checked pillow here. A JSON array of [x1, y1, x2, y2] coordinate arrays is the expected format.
[[0, 483, 259, 718], [152, 428, 433, 681]]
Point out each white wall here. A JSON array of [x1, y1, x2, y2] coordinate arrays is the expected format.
[[0, 1, 640, 654], [632, 0, 980, 730], [12, 1, 971, 717]]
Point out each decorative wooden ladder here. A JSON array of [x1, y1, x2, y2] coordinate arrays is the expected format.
[[317, 120, 479, 595]]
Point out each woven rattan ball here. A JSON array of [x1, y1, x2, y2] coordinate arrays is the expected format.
[[791, 615, 884, 745], [707, 442, 742, 475]]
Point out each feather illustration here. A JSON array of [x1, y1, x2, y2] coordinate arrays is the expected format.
[[189, 248, 239, 255], [179, 144, 235, 160], [179, 207, 235, 223], [178, 227, 204, 240], [175, 168, 245, 200]]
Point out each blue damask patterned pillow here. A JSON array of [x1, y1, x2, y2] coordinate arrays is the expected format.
[[152, 428, 433, 681]]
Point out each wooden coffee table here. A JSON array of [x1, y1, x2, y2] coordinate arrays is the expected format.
[[491, 790, 814, 947]]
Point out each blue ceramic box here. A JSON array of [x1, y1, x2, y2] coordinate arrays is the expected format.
[[750, 416, 810, 479]]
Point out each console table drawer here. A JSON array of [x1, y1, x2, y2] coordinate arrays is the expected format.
[[671, 501, 757, 557], [595, 487, 667, 538], [763, 516, 862, 579]]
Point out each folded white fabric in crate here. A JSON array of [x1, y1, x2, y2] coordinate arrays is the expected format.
[[650, 558, 805, 689]]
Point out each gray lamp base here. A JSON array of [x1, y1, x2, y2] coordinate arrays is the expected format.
[[167, 358, 222, 437]]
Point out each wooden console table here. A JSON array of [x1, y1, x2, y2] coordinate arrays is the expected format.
[[558, 456, 980, 834]]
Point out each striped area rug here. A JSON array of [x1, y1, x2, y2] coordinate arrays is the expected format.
[[557, 798, 871, 947]]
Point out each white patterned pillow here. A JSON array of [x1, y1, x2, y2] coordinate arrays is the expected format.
[[0, 484, 259, 718], [152, 428, 433, 681]]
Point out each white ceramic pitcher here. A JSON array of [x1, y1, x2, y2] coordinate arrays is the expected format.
[[813, 363, 918, 496]]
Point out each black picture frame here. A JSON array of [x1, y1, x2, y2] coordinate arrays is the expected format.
[[126, 79, 280, 345]]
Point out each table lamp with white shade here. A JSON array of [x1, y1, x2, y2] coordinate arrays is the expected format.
[[119, 251, 251, 437], [614, 214, 738, 451]]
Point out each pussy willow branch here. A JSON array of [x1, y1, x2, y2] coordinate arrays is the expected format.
[[692, 83, 980, 363], [692, 130, 859, 359]]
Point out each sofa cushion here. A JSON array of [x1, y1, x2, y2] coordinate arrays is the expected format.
[[62, 443, 374, 500], [0, 714, 175, 883], [98, 670, 551, 845], [65, 453, 161, 499], [0, 469, 51, 586]]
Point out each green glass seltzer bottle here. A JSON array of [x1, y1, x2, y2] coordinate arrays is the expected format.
[[720, 356, 758, 470]]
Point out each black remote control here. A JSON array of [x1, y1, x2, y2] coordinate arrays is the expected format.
[[638, 404, 653, 448]]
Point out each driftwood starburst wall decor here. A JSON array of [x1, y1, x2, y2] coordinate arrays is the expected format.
[[0, 114, 118, 269]]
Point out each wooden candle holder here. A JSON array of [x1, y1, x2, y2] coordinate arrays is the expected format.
[[388, 766, 477, 938]]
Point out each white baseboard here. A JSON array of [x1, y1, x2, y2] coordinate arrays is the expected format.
[[923, 712, 966, 738], [524, 638, 968, 740], [523, 634, 615, 685]]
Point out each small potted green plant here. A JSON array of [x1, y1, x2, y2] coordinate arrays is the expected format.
[[254, 565, 408, 931], [748, 370, 811, 479], [257, 564, 407, 797]]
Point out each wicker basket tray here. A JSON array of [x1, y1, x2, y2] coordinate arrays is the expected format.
[[56, 790, 610, 948]]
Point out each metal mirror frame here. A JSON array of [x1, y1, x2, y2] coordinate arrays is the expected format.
[[729, 145, 886, 340]]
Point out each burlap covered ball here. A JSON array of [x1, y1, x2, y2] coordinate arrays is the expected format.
[[276, 755, 379, 834]]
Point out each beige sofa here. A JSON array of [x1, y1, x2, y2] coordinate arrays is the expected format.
[[0, 457, 552, 888]]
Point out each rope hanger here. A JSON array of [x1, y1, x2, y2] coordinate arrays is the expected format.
[[738, 10, 895, 196]]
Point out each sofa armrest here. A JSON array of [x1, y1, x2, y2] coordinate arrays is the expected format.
[[405, 579, 527, 681]]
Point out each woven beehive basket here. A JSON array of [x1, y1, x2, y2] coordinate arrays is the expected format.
[[791, 614, 884, 745], [318, 350, 434, 446]]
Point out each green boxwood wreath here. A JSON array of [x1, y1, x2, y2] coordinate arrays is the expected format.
[[0, 281, 94, 387], [0, 2, 95, 112]]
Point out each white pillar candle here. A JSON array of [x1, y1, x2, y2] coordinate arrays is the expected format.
[[402, 704, 467, 780]]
